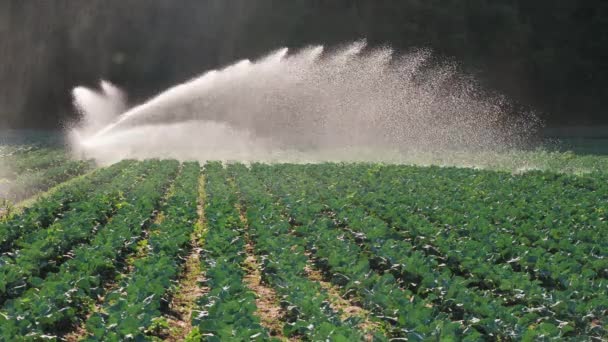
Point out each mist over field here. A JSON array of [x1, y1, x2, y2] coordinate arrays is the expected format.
[[70, 44, 540, 164], [0, 3, 607, 341], [0, 156, 11, 207]]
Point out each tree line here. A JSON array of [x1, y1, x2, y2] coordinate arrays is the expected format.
[[1, 0, 606, 129]]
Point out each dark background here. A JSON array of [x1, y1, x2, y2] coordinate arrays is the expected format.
[[1, 0, 607, 129]]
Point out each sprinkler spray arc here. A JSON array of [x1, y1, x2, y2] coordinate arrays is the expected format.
[[70, 41, 539, 164]]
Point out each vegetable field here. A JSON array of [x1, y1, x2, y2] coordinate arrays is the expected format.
[[0, 156, 606, 340], [0, 146, 91, 207]]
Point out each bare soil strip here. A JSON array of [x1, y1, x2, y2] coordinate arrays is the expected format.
[[163, 173, 209, 341], [303, 252, 386, 341], [239, 213, 292, 341], [255, 178, 381, 340], [230, 180, 292, 341], [242, 239, 290, 340], [62, 169, 179, 342], [62, 216, 159, 342], [63, 321, 87, 342]]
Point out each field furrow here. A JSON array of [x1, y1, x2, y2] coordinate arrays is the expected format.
[[0, 160, 179, 339], [242, 234, 289, 340], [291, 164, 608, 332], [0, 160, 134, 253], [229, 164, 385, 341], [254, 170, 467, 339], [231, 176, 291, 341], [82, 162, 199, 340], [0, 156, 605, 341], [162, 171, 210, 341], [0, 148, 69, 179], [189, 162, 270, 341], [3, 159, 93, 203], [252, 163, 606, 339], [303, 253, 386, 340], [0, 161, 155, 303], [328, 165, 607, 274]]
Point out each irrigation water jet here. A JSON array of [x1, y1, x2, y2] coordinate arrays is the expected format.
[[72, 80, 126, 138], [70, 42, 540, 164]]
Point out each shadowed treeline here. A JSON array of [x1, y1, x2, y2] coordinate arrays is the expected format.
[[0, 0, 607, 129]]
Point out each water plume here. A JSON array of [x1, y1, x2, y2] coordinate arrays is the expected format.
[[72, 80, 126, 137], [70, 42, 540, 164]]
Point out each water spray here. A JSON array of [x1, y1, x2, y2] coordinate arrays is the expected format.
[[70, 42, 540, 164]]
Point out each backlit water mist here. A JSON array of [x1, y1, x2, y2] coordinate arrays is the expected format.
[[69, 42, 540, 164]]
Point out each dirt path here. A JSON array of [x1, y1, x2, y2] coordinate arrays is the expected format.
[[304, 252, 385, 341], [238, 206, 294, 341], [163, 173, 209, 341]]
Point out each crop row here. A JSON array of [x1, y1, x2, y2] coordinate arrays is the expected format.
[[357, 166, 607, 265], [0, 160, 605, 340], [250, 163, 607, 340], [0, 160, 179, 339], [0, 160, 133, 253], [85, 162, 201, 340], [250, 164, 472, 340], [227, 164, 372, 340], [0, 145, 39, 159], [0, 148, 68, 178], [0, 161, 152, 303], [286, 164, 607, 330], [272, 168, 548, 336], [1, 159, 92, 203], [189, 162, 270, 341]]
